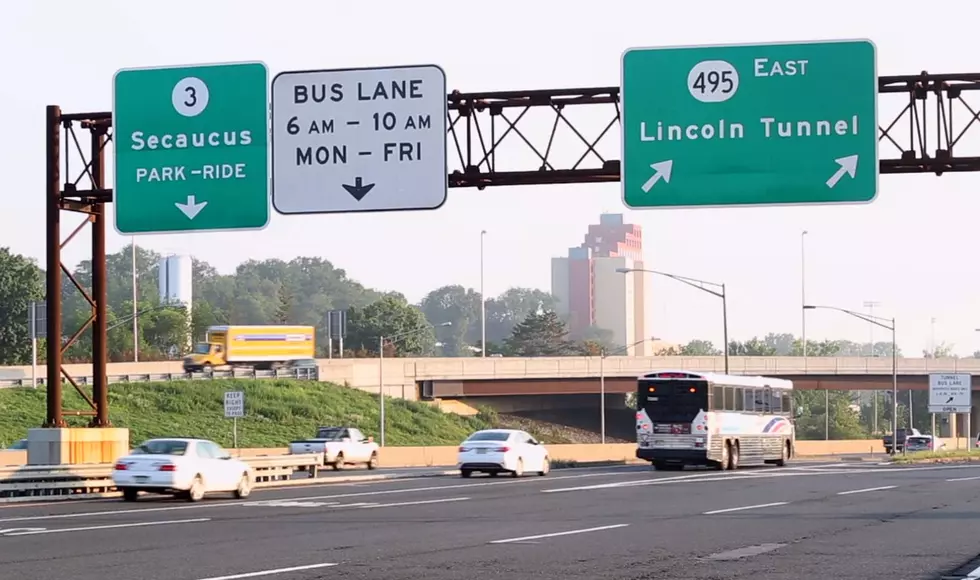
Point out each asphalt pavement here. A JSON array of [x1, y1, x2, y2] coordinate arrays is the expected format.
[[2, 460, 980, 579]]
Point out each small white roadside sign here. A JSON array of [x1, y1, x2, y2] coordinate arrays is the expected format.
[[928, 373, 972, 413], [224, 390, 245, 418]]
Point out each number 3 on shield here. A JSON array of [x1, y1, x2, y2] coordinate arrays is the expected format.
[[687, 60, 739, 103]]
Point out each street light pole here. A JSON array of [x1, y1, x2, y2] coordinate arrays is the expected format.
[[599, 350, 605, 444], [378, 335, 385, 446], [480, 230, 487, 357], [616, 267, 729, 374], [804, 304, 898, 455], [599, 336, 656, 444], [377, 322, 452, 447], [801, 231, 807, 360]]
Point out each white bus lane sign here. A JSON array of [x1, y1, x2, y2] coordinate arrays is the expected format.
[[928, 373, 973, 413], [270, 64, 448, 214], [112, 62, 271, 234]]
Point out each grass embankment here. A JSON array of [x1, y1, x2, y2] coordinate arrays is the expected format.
[[0, 379, 495, 449], [891, 449, 980, 464]]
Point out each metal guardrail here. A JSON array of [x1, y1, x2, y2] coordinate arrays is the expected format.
[[0, 453, 323, 500], [0, 368, 318, 388]]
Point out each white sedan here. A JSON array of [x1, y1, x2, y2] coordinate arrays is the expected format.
[[456, 429, 550, 478], [112, 438, 253, 502]]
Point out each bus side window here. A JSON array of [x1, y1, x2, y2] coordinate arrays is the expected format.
[[744, 389, 757, 412], [760, 387, 773, 413], [733, 387, 744, 411], [711, 386, 725, 411], [781, 392, 792, 414], [724, 386, 735, 411], [771, 389, 783, 412]]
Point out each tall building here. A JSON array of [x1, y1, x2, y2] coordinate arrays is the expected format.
[[551, 214, 648, 355]]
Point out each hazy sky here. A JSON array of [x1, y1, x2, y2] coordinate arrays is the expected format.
[[3, 0, 979, 355]]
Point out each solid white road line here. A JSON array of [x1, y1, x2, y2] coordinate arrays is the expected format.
[[359, 497, 469, 509], [946, 476, 980, 482], [3, 517, 210, 536], [489, 523, 630, 544], [0, 470, 627, 524], [195, 562, 339, 580], [702, 502, 789, 515], [836, 485, 896, 496]]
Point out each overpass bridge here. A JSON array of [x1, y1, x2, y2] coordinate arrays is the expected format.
[[3, 355, 979, 398]]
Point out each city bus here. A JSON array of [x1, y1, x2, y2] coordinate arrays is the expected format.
[[635, 370, 796, 471]]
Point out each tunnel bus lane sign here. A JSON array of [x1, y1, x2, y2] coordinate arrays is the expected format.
[[270, 64, 448, 215], [620, 39, 878, 209], [928, 373, 972, 413], [112, 62, 271, 235]]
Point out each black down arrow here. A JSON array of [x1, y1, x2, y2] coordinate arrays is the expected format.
[[342, 177, 375, 201]]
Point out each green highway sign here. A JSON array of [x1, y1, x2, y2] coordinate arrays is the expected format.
[[113, 62, 270, 234], [620, 39, 878, 209]]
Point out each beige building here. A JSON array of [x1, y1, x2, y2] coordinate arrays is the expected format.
[[551, 214, 648, 355]]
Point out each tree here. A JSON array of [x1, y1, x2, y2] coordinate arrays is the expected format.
[[485, 288, 559, 344], [679, 339, 722, 356], [274, 283, 292, 324], [728, 337, 778, 356], [504, 310, 580, 356], [580, 326, 616, 351], [924, 342, 956, 358], [418, 285, 482, 356], [345, 294, 434, 357], [0, 248, 44, 365]]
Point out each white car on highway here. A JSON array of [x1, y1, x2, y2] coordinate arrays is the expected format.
[[112, 438, 253, 502], [457, 429, 550, 478]]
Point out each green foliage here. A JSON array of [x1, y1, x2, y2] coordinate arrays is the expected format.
[[0, 248, 43, 365], [0, 379, 493, 447], [503, 310, 581, 356], [793, 389, 868, 440], [679, 339, 722, 356], [345, 294, 435, 356], [419, 285, 482, 356]]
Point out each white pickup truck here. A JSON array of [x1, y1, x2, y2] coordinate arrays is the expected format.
[[288, 426, 380, 470]]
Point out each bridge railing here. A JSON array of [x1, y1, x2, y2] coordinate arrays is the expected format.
[[406, 356, 980, 380]]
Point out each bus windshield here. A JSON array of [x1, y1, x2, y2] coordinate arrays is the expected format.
[[638, 379, 708, 422]]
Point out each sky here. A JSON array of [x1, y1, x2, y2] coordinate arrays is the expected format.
[[2, 0, 979, 356]]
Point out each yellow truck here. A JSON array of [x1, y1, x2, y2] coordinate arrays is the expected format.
[[183, 325, 316, 372]]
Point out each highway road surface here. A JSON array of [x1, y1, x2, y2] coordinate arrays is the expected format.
[[2, 461, 980, 579]]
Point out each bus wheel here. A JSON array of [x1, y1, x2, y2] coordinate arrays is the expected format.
[[774, 440, 789, 467], [727, 441, 740, 470], [715, 442, 729, 471]]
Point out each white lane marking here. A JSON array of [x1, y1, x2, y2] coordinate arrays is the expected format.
[[195, 562, 338, 580], [946, 476, 980, 482], [543, 463, 980, 494], [702, 543, 786, 561], [967, 562, 980, 578], [489, 523, 629, 544], [702, 502, 789, 515], [359, 497, 469, 509], [837, 485, 897, 496], [3, 517, 210, 536], [0, 470, 637, 524]]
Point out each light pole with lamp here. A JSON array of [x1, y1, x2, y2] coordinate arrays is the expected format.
[[599, 336, 658, 444], [617, 267, 729, 374], [801, 231, 808, 360], [480, 230, 487, 357], [378, 321, 452, 446], [804, 305, 898, 455]]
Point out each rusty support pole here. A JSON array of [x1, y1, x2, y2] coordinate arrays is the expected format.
[[90, 127, 109, 427], [45, 105, 65, 427]]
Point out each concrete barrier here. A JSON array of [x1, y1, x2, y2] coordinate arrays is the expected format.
[[5, 439, 973, 469]]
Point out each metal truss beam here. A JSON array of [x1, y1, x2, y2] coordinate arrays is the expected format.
[[43, 71, 980, 421]]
